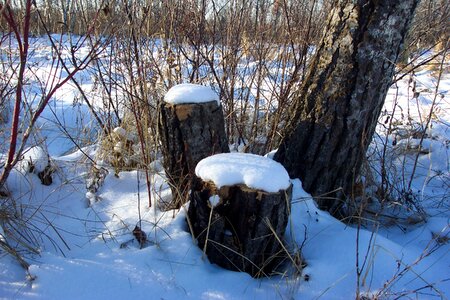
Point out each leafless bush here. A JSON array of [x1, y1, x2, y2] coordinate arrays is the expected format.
[[356, 45, 449, 227], [0, 0, 110, 268], [45, 0, 332, 158]]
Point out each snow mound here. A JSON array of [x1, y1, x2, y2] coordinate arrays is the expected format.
[[18, 146, 48, 173], [164, 83, 220, 105], [113, 126, 127, 138], [195, 153, 290, 193]]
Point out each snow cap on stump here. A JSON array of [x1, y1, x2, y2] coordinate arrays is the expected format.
[[195, 153, 291, 193], [164, 83, 220, 105]]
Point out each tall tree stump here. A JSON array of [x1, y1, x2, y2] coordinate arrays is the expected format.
[[158, 84, 229, 209], [187, 153, 292, 277]]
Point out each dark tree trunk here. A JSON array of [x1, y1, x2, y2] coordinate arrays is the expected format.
[[274, 0, 420, 215], [158, 101, 229, 209], [188, 176, 292, 277]]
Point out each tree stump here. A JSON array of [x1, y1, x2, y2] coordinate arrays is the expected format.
[[158, 84, 229, 209], [187, 153, 292, 277]]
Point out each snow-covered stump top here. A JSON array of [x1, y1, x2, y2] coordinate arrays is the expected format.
[[164, 83, 220, 105], [158, 84, 229, 210], [188, 153, 292, 277], [195, 153, 290, 193]]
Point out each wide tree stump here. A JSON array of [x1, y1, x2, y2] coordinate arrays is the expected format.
[[187, 153, 292, 277], [158, 84, 229, 209]]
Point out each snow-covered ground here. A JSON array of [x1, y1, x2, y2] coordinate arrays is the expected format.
[[0, 37, 449, 299]]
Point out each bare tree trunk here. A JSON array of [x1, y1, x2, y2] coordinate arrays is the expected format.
[[274, 0, 420, 215]]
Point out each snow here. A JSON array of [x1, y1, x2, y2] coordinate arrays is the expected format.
[[208, 195, 221, 207], [0, 36, 449, 300], [195, 153, 291, 193], [2, 171, 447, 300], [18, 146, 49, 174], [0, 227, 4, 242], [164, 83, 220, 105], [113, 127, 127, 138]]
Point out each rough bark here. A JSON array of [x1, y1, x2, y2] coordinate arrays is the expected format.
[[188, 177, 292, 277], [274, 0, 420, 215], [158, 101, 229, 209]]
